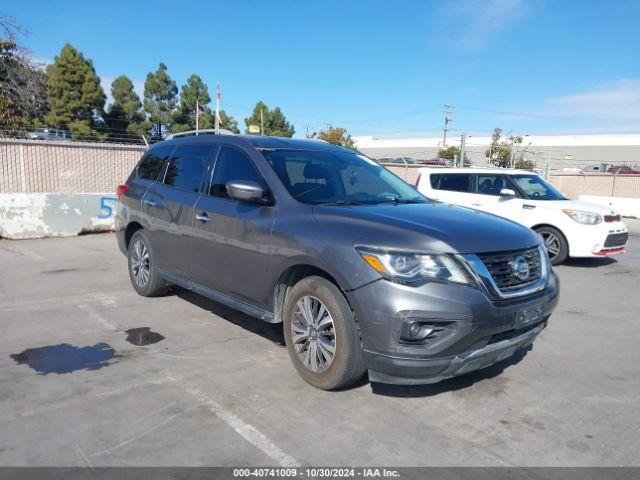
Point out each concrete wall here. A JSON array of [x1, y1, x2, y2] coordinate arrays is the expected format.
[[0, 193, 117, 239], [0, 138, 143, 239]]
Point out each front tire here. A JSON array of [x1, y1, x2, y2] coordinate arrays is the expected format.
[[127, 230, 169, 296], [283, 276, 366, 390], [535, 226, 568, 265]]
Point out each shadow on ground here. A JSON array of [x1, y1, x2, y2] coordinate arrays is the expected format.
[[165, 286, 533, 397], [370, 345, 532, 398], [173, 287, 285, 346], [561, 257, 617, 268]]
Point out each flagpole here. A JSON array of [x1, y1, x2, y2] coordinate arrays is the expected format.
[[215, 82, 220, 134], [195, 99, 199, 134]]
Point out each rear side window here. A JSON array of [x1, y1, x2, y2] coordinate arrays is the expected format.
[[163, 144, 213, 193], [137, 146, 174, 181], [476, 174, 508, 196], [210, 145, 267, 198], [429, 173, 442, 188], [436, 174, 472, 193]]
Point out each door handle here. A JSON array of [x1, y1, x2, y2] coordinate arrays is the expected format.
[[143, 198, 157, 207], [195, 213, 211, 222], [523, 204, 536, 210]]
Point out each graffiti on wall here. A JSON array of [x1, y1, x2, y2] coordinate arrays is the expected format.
[[97, 196, 117, 219]]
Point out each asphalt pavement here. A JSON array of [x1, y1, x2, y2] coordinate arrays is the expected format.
[[0, 226, 639, 466]]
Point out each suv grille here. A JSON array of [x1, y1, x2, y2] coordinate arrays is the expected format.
[[476, 247, 542, 292], [604, 232, 628, 248]]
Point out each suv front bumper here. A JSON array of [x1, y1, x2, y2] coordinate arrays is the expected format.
[[346, 270, 559, 385]]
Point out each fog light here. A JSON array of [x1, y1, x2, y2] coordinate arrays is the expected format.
[[401, 321, 435, 343], [592, 244, 603, 253], [410, 323, 421, 337]]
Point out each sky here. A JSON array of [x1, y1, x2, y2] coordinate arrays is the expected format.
[[6, 0, 640, 139]]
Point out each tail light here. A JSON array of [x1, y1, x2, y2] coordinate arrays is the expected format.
[[116, 184, 129, 202], [414, 173, 422, 186]]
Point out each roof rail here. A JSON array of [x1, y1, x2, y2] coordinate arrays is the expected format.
[[165, 129, 235, 140]]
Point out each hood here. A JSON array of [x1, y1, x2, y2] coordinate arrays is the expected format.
[[546, 199, 618, 216], [313, 202, 539, 254]]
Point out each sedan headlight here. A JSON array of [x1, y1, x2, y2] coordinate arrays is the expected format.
[[562, 209, 602, 225], [355, 246, 469, 285]]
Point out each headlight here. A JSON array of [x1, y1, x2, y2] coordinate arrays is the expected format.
[[355, 246, 469, 285], [562, 209, 602, 225]]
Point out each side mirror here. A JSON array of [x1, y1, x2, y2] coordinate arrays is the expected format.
[[500, 188, 516, 197], [226, 181, 270, 205]]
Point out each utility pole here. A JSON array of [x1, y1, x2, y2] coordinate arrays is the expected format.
[[459, 132, 467, 167], [304, 124, 311, 138], [260, 108, 264, 135], [443, 105, 453, 146]]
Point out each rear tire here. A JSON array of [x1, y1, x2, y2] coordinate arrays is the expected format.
[[535, 226, 568, 265], [283, 276, 366, 390], [127, 230, 169, 297]]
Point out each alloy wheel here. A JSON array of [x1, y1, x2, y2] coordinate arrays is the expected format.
[[290, 296, 336, 373], [539, 231, 560, 261], [131, 240, 150, 287]]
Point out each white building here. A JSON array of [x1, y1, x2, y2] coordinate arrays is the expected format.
[[354, 134, 640, 172]]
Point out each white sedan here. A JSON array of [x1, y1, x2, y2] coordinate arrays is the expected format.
[[415, 167, 629, 265]]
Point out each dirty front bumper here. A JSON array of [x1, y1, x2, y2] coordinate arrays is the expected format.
[[346, 270, 559, 385]]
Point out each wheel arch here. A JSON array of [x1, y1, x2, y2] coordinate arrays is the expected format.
[[272, 263, 347, 324], [124, 221, 144, 250], [531, 223, 568, 241]]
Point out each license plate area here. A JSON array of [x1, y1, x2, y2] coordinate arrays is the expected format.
[[515, 304, 544, 329]]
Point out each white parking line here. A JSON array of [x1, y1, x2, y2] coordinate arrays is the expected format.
[[168, 375, 299, 467]]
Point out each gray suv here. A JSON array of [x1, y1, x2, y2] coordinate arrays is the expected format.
[[116, 133, 559, 390]]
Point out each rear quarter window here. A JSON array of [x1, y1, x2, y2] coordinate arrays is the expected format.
[[429, 173, 442, 189], [137, 145, 174, 181], [435, 173, 472, 193]]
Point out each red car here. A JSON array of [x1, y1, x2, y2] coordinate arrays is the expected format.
[[607, 165, 640, 175]]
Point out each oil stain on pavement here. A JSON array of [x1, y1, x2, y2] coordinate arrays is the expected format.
[[124, 327, 165, 346], [10, 343, 118, 374]]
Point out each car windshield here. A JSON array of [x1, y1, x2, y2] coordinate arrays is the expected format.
[[510, 175, 567, 200], [261, 148, 428, 205]]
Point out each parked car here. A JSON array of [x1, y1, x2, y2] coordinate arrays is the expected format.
[[580, 163, 611, 174], [607, 165, 640, 175], [116, 133, 559, 390], [28, 128, 72, 141], [416, 167, 629, 265]]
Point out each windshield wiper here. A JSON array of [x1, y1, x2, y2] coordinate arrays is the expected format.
[[317, 200, 367, 206], [378, 195, 424, 204]]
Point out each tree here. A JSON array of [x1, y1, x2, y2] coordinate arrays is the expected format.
[[244, 101, 269, 134], [172, 74, 210, 132], [438, 145, 471, 166], [143, 63, 177, 139], [244, 101, 294, 137], [171, 74, 240, 134], [268, 107, 295, 137], [103, 75, 149, 142], [485, 129, 532, 169], [0, 15, 49, 130], [313, 125, 355, 148], [44, 43, 105, 139]]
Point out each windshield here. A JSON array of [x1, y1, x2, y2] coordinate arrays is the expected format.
[[261, 148, 427, 205], [510, 175, 567, 200]]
